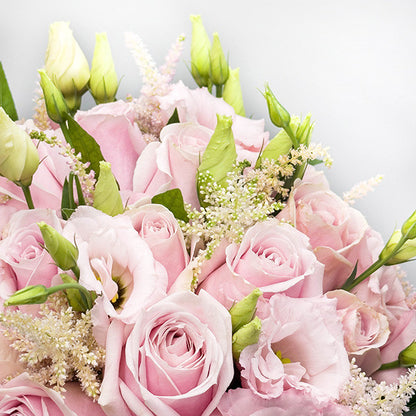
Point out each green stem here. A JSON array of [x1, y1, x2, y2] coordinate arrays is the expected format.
[[284, 125, 299, 148], [47, 282, 90, 298], [21, 185, 35, 209], [216, 84, 223, 98], [378, 360, 400, 371]]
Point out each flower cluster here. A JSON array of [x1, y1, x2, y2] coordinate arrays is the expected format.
[[0, 15, 415, 416]]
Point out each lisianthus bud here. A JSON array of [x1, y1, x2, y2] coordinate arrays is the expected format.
[[232, 316, 262, 360], [38, 222, 78, 270], [4, 285, 49, 306], [229, 288, 262, 333], [190, 15, 211, 88], [93, 161, 124, 216], [90, 33, 118, 104], [45, 21, 90, 112], [379, 229, 416, 265], [401, 210, 416, 240], [263, 84, 291, 129], [398, 341, 416, 367], [38, 69, 69, 123], [209, 32, 229, 87], [223, 67, 245, 116], [0, 107, 39, 186]]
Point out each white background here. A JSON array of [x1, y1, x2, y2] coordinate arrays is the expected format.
[[1, 0, 416, 281]]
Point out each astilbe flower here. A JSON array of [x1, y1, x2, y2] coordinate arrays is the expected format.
[[338, 359, 416, 415], [0, 293, 105, 399], [343, 174, 384, 205], [125, 32, 185, 140], [32, 85, 54, 131]]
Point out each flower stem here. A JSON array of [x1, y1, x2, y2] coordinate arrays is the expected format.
[[20, 184, 35, 209], [378, 360, 400, 371], [216, 84, 223, 98]]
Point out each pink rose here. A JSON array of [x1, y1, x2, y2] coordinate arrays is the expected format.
[[0, 331, 24, 381], [126, 204, 189, 291], [159, 81, 269, 164], [75, 101, 147, 190], [239, 294, 350, 401], [326, 290, 390, 355], [99, 291, 234, 416], [215, 387, 353, 416], [278, 167, 380, 291], [63, 206, 167, 326], [133, 122, 213, 207], [0, 373, 106, 416], [199, 220, 324, 310], [0, 209, 61, 290]]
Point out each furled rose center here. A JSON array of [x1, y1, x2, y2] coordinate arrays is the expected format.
[[11, 232, 43, 262], [176, 134, 207, 154], [141, 214, 173, 240]]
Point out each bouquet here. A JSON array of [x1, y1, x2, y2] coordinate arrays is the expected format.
[[0, 16, 416, 416]]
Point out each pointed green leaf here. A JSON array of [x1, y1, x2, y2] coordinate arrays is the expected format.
[[151, 188, 189, 222], [255, 129, 293, 168], [0, 62, 18, 121], [308, 159, 323, 166], [61, 115, 105, 177], [167, 108, 180, 125]]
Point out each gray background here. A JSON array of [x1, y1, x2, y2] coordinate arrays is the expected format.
[[1, 0, 415, 281]]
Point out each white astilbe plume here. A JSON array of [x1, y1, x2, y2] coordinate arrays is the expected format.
[[125, 32, 185, 140], [343, 175, 383, 205]]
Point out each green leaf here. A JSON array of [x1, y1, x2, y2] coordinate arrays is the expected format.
[[255, 129, 292, 168], [308, 158, 323, 166], [341, 261, 359, 290], [151, 188, 189, 222], [0, 62, 18, 121], [167, 108, 180, 124], [404, 392, 416, 414], [197, 114, 237, 187], [61, 115, 105, 177]]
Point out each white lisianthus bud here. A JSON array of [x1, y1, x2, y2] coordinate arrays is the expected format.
[[0, 107, 39, 186], [45, 21, 90, 112], [90, 32, 118, 104]]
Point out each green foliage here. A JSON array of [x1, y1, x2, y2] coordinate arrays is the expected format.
[[151, 188, 189, 222], [0, 62, 18, 121]]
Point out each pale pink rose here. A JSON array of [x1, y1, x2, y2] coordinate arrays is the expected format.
[[99, 291, 234, 416], [0, 331, 24, 381], [75, 101, 147, 190], [278, 167, 380, 291], [158, 81, 269, 164], [215, 387, 353, 416], [326, 290, 390, 355], [0, 209, 61, 290], [0, 373, 106, 416], [63, 206, 167, 327], [199, 220, 324, 310], [372, 309, 416, 384], [239, 294, 349, 401], [125, 204, 189, 291], [133, 122, 212, 207]]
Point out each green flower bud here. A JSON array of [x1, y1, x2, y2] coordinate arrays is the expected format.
[[38, 69, 69, 124], [401, 210, 416, 240], [190, 15, 211, 88], [232, 316, 262, 361], [229, 288, 262, 333], [398, 341, 416, 367], [45, 21, 90, 112], [0, 107, 39, 186], [386, 237, 416, 265], [90, 33, 119, 104], [209, 32, 229, 86], [38, 222, 78, 270], [4, 285, 49, 306], [263, 84, 291, 129], [223, 67, 245, 116], [93, 161, 124, 216], [296, 113, 314, 146], [60, 273, 93, 311]]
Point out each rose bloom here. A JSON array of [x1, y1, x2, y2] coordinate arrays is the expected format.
[[326, 290, 390, 356], [0, 373, 106, 416], [63, 206, 167, 327], [239, 294, 350, 401], [278, 167, 381, 292], [75, 100, 147, 191], [99, 291, 234, 416], [133, 122, 213, 207], [0, 331, 24, 381], [214, 387, 353, 416], [126, 204, 189, 291], [199, 220, 324, 310], [0, 209, 61, 292]]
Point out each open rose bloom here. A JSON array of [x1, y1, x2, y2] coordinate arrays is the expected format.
[[1, 17, 416, 416]]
